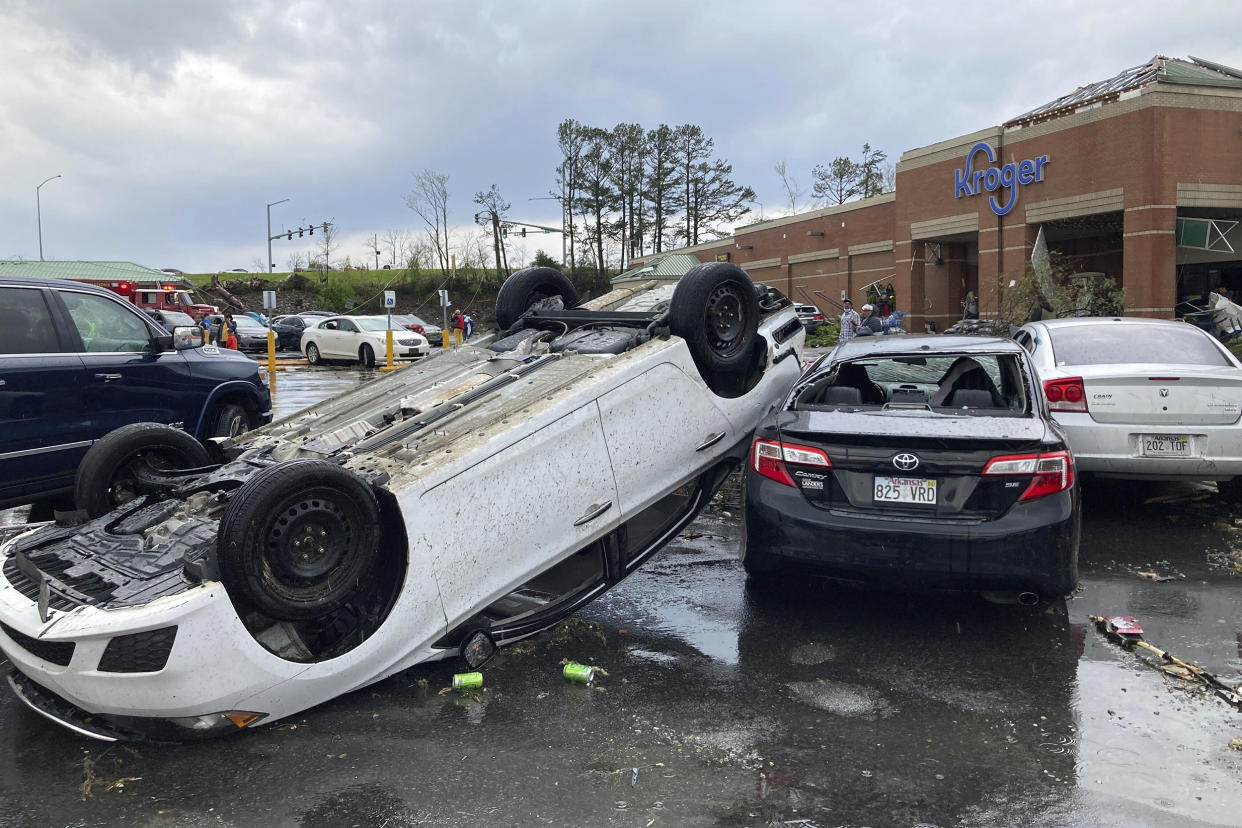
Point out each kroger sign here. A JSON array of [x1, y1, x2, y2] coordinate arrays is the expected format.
[[953, 142, 1049, 216]]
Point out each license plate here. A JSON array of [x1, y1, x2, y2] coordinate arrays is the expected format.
[[874, 476, 937, 505], [1139, 434, 1191, 457]]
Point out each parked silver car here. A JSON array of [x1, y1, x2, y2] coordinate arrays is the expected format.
[[1014, 317, 1242, 497]]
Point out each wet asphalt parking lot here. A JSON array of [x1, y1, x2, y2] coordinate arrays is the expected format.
[[2, 361, 1242, 827]]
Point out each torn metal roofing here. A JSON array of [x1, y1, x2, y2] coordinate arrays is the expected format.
[[612, 252, 703, 284], [1006, 55, 1242, 128]]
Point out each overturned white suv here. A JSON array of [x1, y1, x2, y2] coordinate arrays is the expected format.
[[0, 264, 803, 741]]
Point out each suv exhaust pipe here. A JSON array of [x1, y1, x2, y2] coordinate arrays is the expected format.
[[1018, 591, 1040, 606]]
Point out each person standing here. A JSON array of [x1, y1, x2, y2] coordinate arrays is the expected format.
[[223, 314, 239, 350], [962, 291, 979, 320], [463, 313, 475, 340], [860, 303, 884, 334], [838, 299, 862, 343]]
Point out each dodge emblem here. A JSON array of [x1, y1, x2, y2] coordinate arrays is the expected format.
[[893, 453, 920, 471], [1159, 388, 1169, 397]]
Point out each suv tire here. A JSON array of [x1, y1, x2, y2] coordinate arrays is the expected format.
[[669, 262, 761, 392], [217, 460, 382, 621], [209, 402, 250, 439], [75, 423, 212, 518], [495, 267, 579, 330]]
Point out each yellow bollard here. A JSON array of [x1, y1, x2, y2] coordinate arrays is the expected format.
[[442, 329, 450, 349], [267, 329, 277, 396], [385, 329, 394, 368]]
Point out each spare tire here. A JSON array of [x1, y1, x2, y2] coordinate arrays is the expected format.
[[495, 266, 579, 330], [669, 262, 761, 390], [75, 423, 212, 518], [216, 460, 382, 621]]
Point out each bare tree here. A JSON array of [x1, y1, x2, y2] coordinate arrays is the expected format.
[[381, 228, 411, 268], [318, 221, 338, 280], [473, 184, 511, 277], [405, 169, 452, 277], [775, 160, 803, 214], [285, 250, 307, 272]]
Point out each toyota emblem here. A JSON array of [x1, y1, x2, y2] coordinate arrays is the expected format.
[[893, 453, 919, 471]]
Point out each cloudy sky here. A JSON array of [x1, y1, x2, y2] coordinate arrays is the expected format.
[[1, 0, 1239, 272]]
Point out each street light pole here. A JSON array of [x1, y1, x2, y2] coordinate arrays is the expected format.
[[36, 175, 61, 261], [266, 198, 290, 273]]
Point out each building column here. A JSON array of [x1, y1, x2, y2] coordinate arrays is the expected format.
[[977, 226, 1001, 317], [894, 239, 924, 332], [1123, 206, 1177, 318]]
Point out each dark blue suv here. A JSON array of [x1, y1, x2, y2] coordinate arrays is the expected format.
[[0, 276, 272, 511]]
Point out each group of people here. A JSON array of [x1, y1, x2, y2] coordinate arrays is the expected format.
[[450, 310, 475, 340], [200, 314, 238, 349], [866, 283, 896, 317], [837, 299, 886, 342]]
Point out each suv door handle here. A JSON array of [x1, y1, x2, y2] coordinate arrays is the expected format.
[[696, 431, 726, 452], [573, 501, 612, 527], [94, 373, 123, 383]]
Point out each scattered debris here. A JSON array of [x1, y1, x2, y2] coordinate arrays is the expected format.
[[1229, 737, 1242, 751], [452, 672, 483, 691], [562, 662, 608, 684], [1091, 615, 1242, 709], [1136, 571, 1183, 582]]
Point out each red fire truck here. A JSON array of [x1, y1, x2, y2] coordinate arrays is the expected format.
[[79, 280, 218, 320]]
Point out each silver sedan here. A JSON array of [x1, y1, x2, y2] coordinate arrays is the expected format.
[[1014, 317, 1242, 497]]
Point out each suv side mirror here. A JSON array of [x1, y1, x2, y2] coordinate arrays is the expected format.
[[172, 326, 204, 350]]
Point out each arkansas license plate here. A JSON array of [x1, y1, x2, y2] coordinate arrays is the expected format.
[[1139, 434, 1191, 457], [874, 476, 937, 505]]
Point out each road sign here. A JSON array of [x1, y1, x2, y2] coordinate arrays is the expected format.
[[262, 290, 277, 310], [383, 290, 396, 308], [439, 289, 451, 308]]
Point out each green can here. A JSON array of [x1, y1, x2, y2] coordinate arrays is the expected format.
[[562, 663, 596, 684], [452, 671, 483, 691]]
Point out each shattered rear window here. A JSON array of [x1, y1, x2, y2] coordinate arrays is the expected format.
[[792, 353, 1029, 415]]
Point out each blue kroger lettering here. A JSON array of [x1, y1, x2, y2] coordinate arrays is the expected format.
[[953, 142, 1049, 216]]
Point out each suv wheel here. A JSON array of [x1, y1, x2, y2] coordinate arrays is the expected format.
[[216, 460, 382, 620], [669, 262, 761, 394], [495, 267, 579, 330], [210, 402, 250, 438], [75, 423, 212, 518]]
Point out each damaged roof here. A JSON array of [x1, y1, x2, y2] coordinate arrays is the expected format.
[[612, 252, 704, 284], [0, 259, 174, 285], [1006, 55, 1242, 128]]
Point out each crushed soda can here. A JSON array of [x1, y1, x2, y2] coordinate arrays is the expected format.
[[452, 671, 483, 691], [562, 662, 597, 684]]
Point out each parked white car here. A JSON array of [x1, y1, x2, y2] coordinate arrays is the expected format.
[[0, 264, 804, 741], [1015, 317, 1242, 497], [301, 315, 429, 366]]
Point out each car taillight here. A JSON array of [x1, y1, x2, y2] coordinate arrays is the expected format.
[[750, 438, 831, 487], [813, 314, 824, 322], [982, 450, 1074, 501], [1043, 377, 1086, 412]]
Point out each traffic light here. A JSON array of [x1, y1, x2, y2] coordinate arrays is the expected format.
[[309, 225, 314, 236], [287, 231, 292, 240], [521, 227, 527, 237], [298, 229, 304, 237], [501, 227, 508, 238]]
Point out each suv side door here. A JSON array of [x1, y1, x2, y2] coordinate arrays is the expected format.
[[0, 285, 92, 506], [51, 287, 200, 436]]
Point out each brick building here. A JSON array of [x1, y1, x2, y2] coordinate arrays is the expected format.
[[631, 56, 1242, 331]]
